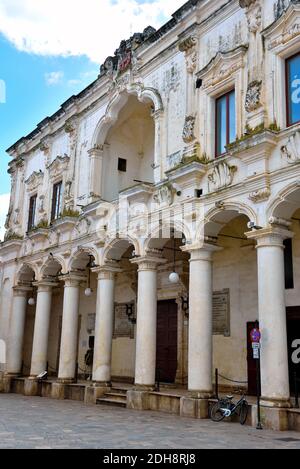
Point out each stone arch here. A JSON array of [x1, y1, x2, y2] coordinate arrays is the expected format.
[[143, 220, 192, 254], [91, 84, 163, 148], [203, 202, 257, 238], [40, 255, 65, 280], [68, 246, 99, 271], [101, 236, 141, 264], [267, 182, 300, 221], [15, 263, 37, 286]]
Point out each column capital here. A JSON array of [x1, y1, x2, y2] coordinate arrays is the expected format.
[[93, 262, 122, 281], [33, 281, 59, 293], [59, 272, 86, 287], [88, 145, 104, 158], [246, 226, 294, 248], [131, 251, 166, 271], [181, 242, 222, 261], [13, 285, 32, 298]]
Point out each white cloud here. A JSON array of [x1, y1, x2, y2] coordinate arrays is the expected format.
[[0, 193, 10, 241], [45, 71, 64, 85], [0, 0, 185, 63]]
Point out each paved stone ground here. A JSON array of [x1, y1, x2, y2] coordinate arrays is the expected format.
[[0, 394, 300, 449]]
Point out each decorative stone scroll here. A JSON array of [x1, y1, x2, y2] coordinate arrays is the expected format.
[[213, 289, 230, 337], [113, 303, 135, 339], [208, 162, 237, 192], [47, 154, 70, 180]]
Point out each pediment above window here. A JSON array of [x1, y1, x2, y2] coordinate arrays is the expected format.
[[197, 46, 248, 94], [263, 3, 300, 52], [47, 154, 70, 180], [25, 170, 44, 192]]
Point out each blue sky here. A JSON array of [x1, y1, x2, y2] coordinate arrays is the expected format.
[[0, 0, 184, 238]]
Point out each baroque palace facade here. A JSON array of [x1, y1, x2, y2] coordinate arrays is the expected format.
[[1, 0, 300, 430]]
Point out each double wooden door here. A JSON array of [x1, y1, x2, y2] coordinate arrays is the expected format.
[[156, 300, 178, 384]]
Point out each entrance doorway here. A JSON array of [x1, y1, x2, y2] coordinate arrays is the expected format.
[[156, 300, 178, 384], [287, 307, 300, 393]]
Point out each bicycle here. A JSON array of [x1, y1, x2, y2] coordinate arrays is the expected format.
[[210, 394, 249, 425]]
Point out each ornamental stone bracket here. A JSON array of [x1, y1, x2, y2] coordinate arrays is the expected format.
[[208, 162, 237, 193], [239, 0, 262, 33], [281, 130, 300, 164], [178, 36, 198, 74], [25, 170, 44, 192]]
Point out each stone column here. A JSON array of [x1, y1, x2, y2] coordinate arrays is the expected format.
[[6, 286, 31, 376], [247, 226, 293, 407], [57, 274, 84, 383], [184, 244, 219, 398], [92, 264, 120, 386], [131, 254, 165, 390], [88, 146, 104, 202], [29, 282, 56, 378]]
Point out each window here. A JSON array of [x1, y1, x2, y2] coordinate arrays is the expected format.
[[51, 181, 63, 221], [286, 53, 300, 126], [215, 90, 236, 157], [118, 158, 127, 172], [27, 194, 37, 232]]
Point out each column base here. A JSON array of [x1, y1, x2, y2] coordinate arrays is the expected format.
[[84, 383, 112, 404], [24, 378, 41, 397], [57, 378, 76, 385], [134, 384, 156, 392], [251, 405, 289, 431], [0, 374, 12, 393], [188, 390, 214, 400], [51, 382, 66, 400], [127, 389, 150, 411], [180, 396, 209, 419], [260, 396, 292, 409]]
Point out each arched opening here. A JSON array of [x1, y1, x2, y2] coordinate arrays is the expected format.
[[270, 186, 300, 394], [204, 210, 258, 395], [102, 95, 155, 202], [104, 239, 138, 383], [16, 265, 36, 377], [40, 258, 64, 377], [67, 250, 98, 380], [147, 228, 189, 385]]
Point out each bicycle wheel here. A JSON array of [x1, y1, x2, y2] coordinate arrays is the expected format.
[[210, 402, 226, 422], [239, 401, 249, 425]]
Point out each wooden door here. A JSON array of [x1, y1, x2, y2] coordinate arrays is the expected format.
[[156, 300, 178, 383], [247, 321, 259, 396]]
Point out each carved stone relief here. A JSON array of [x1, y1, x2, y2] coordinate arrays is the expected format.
[[153, 184, 175, 206], [280, 131, 300, 163], [245, 80, 262, 112], [182, 116, 196, 143], [249, 187, 271, 203], [25, 171, 44, 192], [208, 163, 237, 192]]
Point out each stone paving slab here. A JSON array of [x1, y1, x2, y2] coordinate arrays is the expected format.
[[0, 394, 300, 449]]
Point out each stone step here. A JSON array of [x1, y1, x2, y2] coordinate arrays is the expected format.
[[105, 392, 128, 402], [96, 397, 127, 408]]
